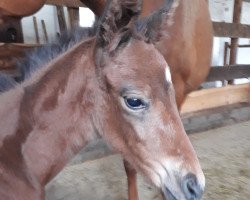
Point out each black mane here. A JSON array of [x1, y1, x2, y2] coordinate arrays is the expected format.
[[16, 26, 97, 82], [0, 25, 97, 93], [0, 73, 17, 93]]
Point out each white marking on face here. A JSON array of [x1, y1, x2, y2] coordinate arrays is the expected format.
[[165, 65, 172, 83], [197, 169, 206, 189], [150, 158, 183, 188]]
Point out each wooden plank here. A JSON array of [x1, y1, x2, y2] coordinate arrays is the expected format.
[[0, 43, 39, 71], [33, 16, 40, 44], [213, 22, 250, 38], [46, 0, 85, 8], [56, 6, 67, 33], [206, 65, 250, 82], [68, 7, 79, 28], [41, 20, 49, 43], [0, 43, 39, 57], [0, 58, 17, 70], [181, 84, 250, 114], [228, 0, 243, 84]]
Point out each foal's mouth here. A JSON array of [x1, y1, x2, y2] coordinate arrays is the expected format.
[[161, 172, 204, 200]]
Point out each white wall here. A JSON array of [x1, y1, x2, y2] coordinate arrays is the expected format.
[[22, 5, 60, 44], [21, 6, 94, 44]]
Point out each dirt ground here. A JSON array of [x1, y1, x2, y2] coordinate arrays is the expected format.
[[190, 121, 250, 200], [45, 121, 250, 200]]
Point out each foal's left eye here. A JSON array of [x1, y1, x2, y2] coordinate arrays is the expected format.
[[124, 97, 146, 110]]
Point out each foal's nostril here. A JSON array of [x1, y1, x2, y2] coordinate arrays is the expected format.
[[182, 173, 203, 200]]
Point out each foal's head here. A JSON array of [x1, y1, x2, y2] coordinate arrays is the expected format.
[[93, 0, 205, 199]]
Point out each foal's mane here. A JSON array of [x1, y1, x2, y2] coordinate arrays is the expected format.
[[0, 25, 97, 92], [17, 26, 97, 82]]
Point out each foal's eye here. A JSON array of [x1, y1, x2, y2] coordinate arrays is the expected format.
[[124, 97, 146, 110]]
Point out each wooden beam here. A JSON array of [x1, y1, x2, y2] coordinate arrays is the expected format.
[[0, 43, 39, 71], [68, 7, 79, 28], [46, 0, 85, 8], [181, 84, 250, 114], [56, 6, 67, 33], [41, 20, 49, 43], [213, 22, 250, 38], [33, 16, 40, 44], [0, 43, 39, 57], [206, 65, 250, 82], [228, 0, 243, 84]]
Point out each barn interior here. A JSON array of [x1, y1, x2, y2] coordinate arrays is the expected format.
[[0, 0, 249, 199]]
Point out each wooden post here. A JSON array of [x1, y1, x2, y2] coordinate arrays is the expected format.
[[41, 20, 49, 43], [56, 6, 67, 34], [67, 7, 79, 28], [223, 42, 229, 86], [33, 16, 40, 44], [229, 0, 243, 84]]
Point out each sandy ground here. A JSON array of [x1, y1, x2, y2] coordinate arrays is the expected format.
[[191, 121, 250, 200], [45, 121, 250, 200]]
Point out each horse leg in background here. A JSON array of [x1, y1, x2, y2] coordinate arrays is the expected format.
[[124, 160, 139, 200]]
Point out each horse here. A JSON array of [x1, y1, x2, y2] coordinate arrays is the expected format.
[[0, 0, 45, 19], [0, 0, 205, 200], [80, 0, 213, 199]]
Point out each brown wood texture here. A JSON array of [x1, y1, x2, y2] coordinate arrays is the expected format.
[[56, 6, 67, 33], [33, 16, 40, 44], [206, 65, 250, 82], [213, 22, 250, 38], [0, 43, 39, 71], [41, 20, 49, 43], [228, 0, 243, 84], [46, 0, 85, 8], [68, 7, 79, 28], [181, 84, 250, 114]]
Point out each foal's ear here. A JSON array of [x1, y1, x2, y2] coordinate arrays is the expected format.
[[95, 0, 142, 66], [136, 0, 175, 43]]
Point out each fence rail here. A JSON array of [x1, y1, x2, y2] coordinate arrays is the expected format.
[[206, 65, 250, 82]]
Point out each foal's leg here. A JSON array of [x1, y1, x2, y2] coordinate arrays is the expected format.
[[123, 160, 139, 200]]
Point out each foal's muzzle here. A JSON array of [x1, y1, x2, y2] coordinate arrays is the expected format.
[[162, 173, 204, 200]]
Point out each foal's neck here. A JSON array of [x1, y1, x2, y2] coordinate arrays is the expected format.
[[0, 39, 98, 186]]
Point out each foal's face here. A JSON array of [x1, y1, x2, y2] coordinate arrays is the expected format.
[[99, 39, 205, 200]]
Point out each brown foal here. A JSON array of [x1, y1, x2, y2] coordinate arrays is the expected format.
[[81, 0, 213, 199], [0, 0, 206, 200]]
